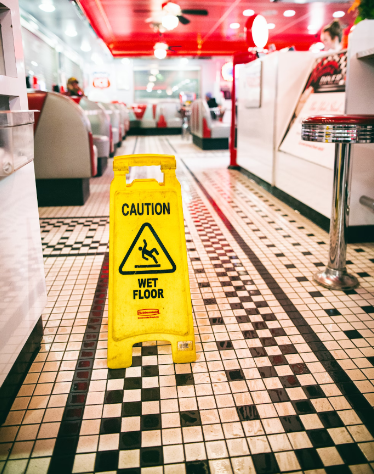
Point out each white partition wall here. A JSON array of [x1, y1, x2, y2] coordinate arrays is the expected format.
[[0, 0, 46, 407], [237, 27, 374, 236], [346, 20, 374, 227], [237, 52, 315, 185]]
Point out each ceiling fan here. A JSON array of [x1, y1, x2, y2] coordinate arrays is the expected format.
[[134, 1, 208, 26]]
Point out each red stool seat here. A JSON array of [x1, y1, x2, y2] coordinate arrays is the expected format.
[[302, 114, 374, 144]]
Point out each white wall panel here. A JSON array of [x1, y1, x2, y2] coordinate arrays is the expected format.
[[237, 54, 277, 184], [276, 151, 333, 218], [345, 20, 374, 227], [0, 0, 46, 386]]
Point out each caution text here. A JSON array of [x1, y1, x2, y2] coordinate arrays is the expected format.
[[122, 203, 170, 217]]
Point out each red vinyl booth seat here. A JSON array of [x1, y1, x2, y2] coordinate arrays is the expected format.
[[27, 91, 97, 206], [79, 98, 111, 176], [190, 99, 230, 150], [128, 102, 182, 135], [100, 103, 121, 147], [112, 102, 130, 135]]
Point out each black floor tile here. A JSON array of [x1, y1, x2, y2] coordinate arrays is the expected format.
[[336, 443, 367, 464], [142, 366, 159, 377], [293, 400, 315, 415], [124, 378, 142, 390], [307, 429, 334, 448], [309, 291, 323, 297], [176, 373, 194, 386], [95, 450, 119, 472], [325, 466, 351, 474], [141, 414, 161, 431], [344, 330, 363, 339], [249, 347, 267, 357], [118, 469, 140, 474], [279, 344, 297, 355], [268, 388, 289, 403], [122, 402, 142, 417], [48, 455, 76, 474], [226, 369, 244, 381], [119, 431, 141, 450], [180, 410, 201, 426], [303, 385, 325, 399], [142, 346, 158, 356], [295, 448, 323, 470], [141, 388, 160, 401], [280, 415, 304, 432], [319, 411, 344, 428], [140, 446, 163, 467], [280, 375, 300, 388], [100, 417, 121, 434], [105, 390, 124, 404], [237, 405, 260, 421], [325, 309, 341, 316], [252, 452, 279, 474], [258, 366, 277, 378], [186, 460, 210, 474]]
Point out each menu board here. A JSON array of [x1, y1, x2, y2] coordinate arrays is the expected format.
[[279, 51, 347, 169]]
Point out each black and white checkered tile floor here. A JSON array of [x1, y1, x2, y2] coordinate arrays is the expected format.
[[2, 135, 374, 474]]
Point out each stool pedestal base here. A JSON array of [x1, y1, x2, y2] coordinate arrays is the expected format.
[[314, 267, 358, 291]]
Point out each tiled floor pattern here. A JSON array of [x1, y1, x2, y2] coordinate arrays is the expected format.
[[40, 218, 109, 257], [1, 136, 374, 474]]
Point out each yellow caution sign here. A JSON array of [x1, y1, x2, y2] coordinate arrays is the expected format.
[[108, 154, 196, 368]]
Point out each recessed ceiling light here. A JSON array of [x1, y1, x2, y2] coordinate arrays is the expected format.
[[307, 24, 319, 31], [283, 10, 295, 17], [230, 22, 240, 29], [267, 23, 275, 29], [157, 90, 162, 94], [80, 41, 91, 52], [180, 58, 189, 65], [154, 49, 167, 59], [39, 2, 55, 12], [31, 61, 38, 67], [333, 11, 345, 18], [243, 9, 255, 17], [65, 26, 77, 37]]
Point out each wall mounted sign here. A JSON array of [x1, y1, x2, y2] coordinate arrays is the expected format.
[[92, 76, 111, 89], [279, 51, 348, 169], [304, 51, 347, 93]]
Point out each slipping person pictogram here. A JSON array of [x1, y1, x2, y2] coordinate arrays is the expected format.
[[119, 222, 176, 275], [138, 239, 159, 264]]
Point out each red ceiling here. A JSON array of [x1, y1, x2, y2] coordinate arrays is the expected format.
[[77, 0, 355, 57]]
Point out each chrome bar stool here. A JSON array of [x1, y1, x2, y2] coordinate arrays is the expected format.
[[302, 115, 374, 290]]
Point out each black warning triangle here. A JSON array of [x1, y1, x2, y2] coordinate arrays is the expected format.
[[119, 223, 176, 275]]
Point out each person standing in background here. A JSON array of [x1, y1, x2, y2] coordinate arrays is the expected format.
[[320, 20, 343, 51]]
